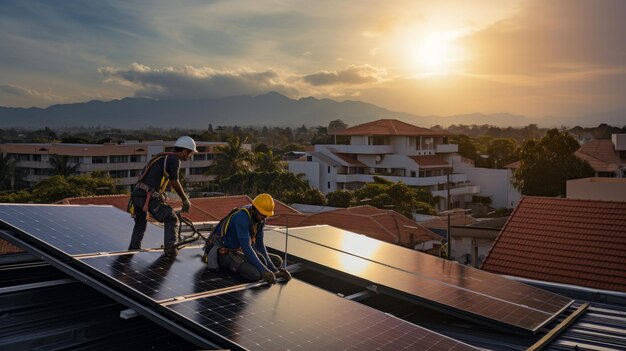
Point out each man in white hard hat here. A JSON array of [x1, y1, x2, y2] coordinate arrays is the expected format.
[[127, 136, 197, 258]]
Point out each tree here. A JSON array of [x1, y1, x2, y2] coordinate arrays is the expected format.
[[205, 136, 253, 180], [253, 150, 286, 173], [49, 154, 79, 177], [486, 138, 518, 168], [326, 190, 353, 207], [328, 119, 348, 134], [31, 173, 122, 203], [0, 153, 18, 190], [513, 129, 595, 196], [353, 176, 437, 217], [218, 171, 311, 202], [283, 188, 327, 206]]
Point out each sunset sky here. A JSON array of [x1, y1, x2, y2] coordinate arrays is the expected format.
[[1, 0, 625, 120]]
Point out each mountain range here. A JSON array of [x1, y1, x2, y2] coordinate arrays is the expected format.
[[0, 92, 623, 129]]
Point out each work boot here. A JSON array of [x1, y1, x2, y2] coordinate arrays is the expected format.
[[163, 246, 178, 259]]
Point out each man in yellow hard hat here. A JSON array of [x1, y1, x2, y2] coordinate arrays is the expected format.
[[205, 193, 291, 285]]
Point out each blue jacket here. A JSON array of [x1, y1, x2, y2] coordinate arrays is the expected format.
[[216, 205, 277, 274]]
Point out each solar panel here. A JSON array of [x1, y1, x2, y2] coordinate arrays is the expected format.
[[0, 204, 481, 349], [264, 227, 573, 333], [276, 225, 573, 314], [77, 249, 247, 303], [166, 278, 480, 351], [0, 204, 164, 256]]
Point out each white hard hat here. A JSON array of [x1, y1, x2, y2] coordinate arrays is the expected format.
[[174, 136, 198, 152]]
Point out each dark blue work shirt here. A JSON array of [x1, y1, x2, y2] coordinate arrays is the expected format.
[[140, 153, 180, 191], [216, 205, 277, 274]]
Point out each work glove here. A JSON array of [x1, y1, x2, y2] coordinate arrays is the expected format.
[[182, 198, 191, 213], [274, 268, 292, 282], [261, 271, 277, 285]]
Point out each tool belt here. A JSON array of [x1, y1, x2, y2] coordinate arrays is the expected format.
[[135, 182, 166, 212], [218, 246, 243, 256]]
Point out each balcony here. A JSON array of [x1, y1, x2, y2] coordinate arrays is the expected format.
[[328, 144, 393, 155], [432, 185, 480, 198]]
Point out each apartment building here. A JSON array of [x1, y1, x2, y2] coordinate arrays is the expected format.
[[0, 140, 239, 190], [288, 119, 481, 211]]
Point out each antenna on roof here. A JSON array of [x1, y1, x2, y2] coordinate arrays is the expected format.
[[283, 215, 289, 268]]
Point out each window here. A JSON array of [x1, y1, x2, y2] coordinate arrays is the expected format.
[[190, 166, 210, 175], [327, 166, 331, 173], [196, 146, 207, 152], [411, 171, 416, 177], [327, 182, 330, 189], [307, 156, 313, 162], [109, 170, 129, 178], [130, 155, 143, 163], [193, 154, 207, 161], [32, 154, 42, 161], [92, 156, 107, 164], [207, 154, 215, 160], [130, 169, 142, 177], [110, 155, 129, 163]]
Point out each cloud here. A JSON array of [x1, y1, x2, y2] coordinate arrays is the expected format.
[[98, 63, 300, 99], [0, 84, 64, 102], [302, 65, 387, 86]]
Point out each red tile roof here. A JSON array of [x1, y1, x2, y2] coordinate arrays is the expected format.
[[575, 140, 622, 173], [409, 155, 451, 168], [0, 240, 23, 255], [333, 119, 446, 136], [333, 153, 367, 167], [59, 194, 299, 223], [267, 205, 440, 246], [481, 196, 626, 292]]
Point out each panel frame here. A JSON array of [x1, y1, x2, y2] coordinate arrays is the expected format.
[[0, 204, 165, 257], [264, 227, 573, 334]]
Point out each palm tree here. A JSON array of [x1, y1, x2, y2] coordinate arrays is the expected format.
[[49, 154, 79, 177], [0, 153, 17, 190], [254, 149, 286, 173], [205, 136, 253, 180]]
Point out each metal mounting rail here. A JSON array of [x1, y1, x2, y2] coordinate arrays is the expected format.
[[526, 303, 590, 351]]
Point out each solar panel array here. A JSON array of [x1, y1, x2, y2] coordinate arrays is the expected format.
[[265, 226, 573, 333], [167, 279, 477, 351], [78, 249, 247, 303], [0, 204, 164, 255], [0, 204, 480, 350]]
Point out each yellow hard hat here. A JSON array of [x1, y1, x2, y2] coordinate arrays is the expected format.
[[252, 193, 275, 217]]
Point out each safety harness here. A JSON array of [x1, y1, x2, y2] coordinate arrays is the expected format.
[[127, 152, 176, 217]]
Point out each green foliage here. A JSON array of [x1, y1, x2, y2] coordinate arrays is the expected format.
[[326, 190, 354, 207], [218, 171, 310, 202], [283, 188, 327, 206], [0, 153, 18, 190], [31, 174, 123, 203], [0, 190, 32, 203], [486, 138, 517, 168], [253, 150, 286, 173], [49, 154, 79, 177], [353, 176, 437, 217], [513, 129, 595, 196], [205, 136, 253, 180]]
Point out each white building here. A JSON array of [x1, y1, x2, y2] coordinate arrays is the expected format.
[[289, 119, 485, 211], [0, 140, 245, 190]]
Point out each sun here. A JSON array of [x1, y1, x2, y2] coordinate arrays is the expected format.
[[409, 31, 462, 75]]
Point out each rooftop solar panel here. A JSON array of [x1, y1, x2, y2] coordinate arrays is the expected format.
[[277, 225, 573, 315], [0, 204, 164, 256], [167, 278, 480, 351], [77, 249, 247, 303], [264, 227, 572, 333]]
